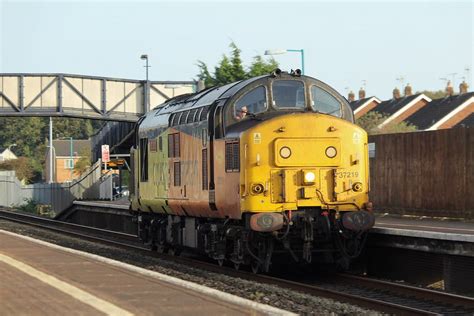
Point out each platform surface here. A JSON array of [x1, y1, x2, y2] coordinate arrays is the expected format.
[[0, 230, 287, 316], [373, 214, 474, 242]]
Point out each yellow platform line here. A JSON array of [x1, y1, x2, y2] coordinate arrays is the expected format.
[[0, 253, 134, 316]]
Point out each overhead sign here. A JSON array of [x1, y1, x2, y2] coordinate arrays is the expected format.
[[101, 145, 110, 163]]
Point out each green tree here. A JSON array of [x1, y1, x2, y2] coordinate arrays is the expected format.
[[0, 117, 102, 182], [247, 56, 279, 78], [0, 157, 35, 183], [197, 42, 279, 88], [74, 147, 92, 175], [356, 111, 418, 135], [417, 90, 446, 100]]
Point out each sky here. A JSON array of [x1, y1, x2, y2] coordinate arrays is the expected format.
[[0, 0, 473, 100]]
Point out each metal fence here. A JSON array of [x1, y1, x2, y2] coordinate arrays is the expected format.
[[369, 127, 474, 218], [0, 160, 114, 213]]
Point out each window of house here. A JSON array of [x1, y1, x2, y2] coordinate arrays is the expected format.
[[64, 159, 74, 169], [273, 80, 305, 108], [311, 86, 342, 117]]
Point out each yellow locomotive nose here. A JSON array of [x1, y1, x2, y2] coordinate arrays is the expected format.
[[240, 113, 369, 214]]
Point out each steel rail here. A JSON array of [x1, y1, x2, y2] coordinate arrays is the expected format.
[[0, 209, 471, 315], [336, 273, 474, 311]]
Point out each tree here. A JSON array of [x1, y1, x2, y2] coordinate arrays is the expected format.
[[356, 111, 418, 135], [247, 56, 279, 78], [197, 42, 279, 87], [417, 90, 446, 100], [0, 117, 101, 182], [0, 157, 35, 183], [74, 147, 92, 175]]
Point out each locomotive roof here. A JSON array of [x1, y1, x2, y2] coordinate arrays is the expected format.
[[153, 75, 266, 114], [139, 71, 353, 138]]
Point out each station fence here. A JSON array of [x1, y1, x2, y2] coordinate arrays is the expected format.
[[369, 127, 473, 219], [0, 160, 113, 214]]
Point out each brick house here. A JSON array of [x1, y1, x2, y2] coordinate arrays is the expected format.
[[405, 92, 474, 130], [44, 139, 91, 183]]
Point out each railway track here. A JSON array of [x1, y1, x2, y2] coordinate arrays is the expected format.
[[1, 208, 473, 315]]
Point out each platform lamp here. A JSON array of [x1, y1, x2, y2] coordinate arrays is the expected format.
[[264, 49, 305, 75], [141, 54, 151, 111]]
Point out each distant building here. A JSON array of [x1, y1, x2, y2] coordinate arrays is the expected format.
[[0, 148, 18, 162], [44, 139, 91, 183], [405, 92, 474, 130], [372, 92, 432, 129], [350, 96, 382, 119]]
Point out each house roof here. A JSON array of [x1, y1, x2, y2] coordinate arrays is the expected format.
[[405, 92, 474, 130], [350, 96, 381, 112], [455, 113, 474, 128], [371, 94, 422, 116], [51, 139, 91, 156], [0, 148, 17, 157]]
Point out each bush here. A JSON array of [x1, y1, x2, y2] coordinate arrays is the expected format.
[[16, 198, 38, 214]]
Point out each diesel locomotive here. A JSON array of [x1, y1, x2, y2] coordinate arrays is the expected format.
[[130, 69, 374, 272]]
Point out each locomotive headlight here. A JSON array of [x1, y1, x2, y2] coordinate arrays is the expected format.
[[303, 170, 316, 184], [325, 146, 337, 158], [279, 146, 291, 159]]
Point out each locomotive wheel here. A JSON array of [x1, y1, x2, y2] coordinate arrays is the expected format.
[[156, 243, 168, 254], [217, 259, 224, 267], [251, 261, 261, 274], [233, 263, 241, 271], [168, 247, 181, 256]]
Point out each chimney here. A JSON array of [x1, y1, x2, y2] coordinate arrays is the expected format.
[[348, 91, 355, 102], [358, 87, 366, 100], [404, 83, 413, 96], [459, 81, 469, 94], [393, 87, 401, 99], [445, 80, 454, 96]]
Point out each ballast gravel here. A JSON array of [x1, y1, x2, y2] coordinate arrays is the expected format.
[[0, 220, 377, 315]]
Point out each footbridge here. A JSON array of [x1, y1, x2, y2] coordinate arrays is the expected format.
[[0, 73, 197, 122]]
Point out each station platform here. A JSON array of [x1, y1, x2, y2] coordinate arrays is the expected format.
[[0, 230, 289, 316], [374, 213, 474, 242], [370, 213, 474, 257]]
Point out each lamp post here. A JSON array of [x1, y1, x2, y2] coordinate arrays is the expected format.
[[141, 54, 151, 111], [264, 49, 305, 75]]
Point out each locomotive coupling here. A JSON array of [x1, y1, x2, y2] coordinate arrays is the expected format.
[[341, 211, 375, 232], [250, 212, 284, 232]]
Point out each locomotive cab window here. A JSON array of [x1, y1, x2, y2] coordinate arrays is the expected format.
[[311, 86, 342, 117], [273, 80, 305, 109], [233, 86, 267, 120]]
